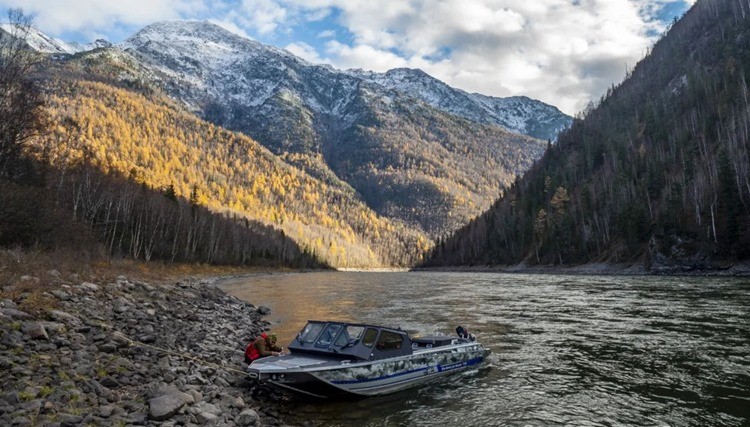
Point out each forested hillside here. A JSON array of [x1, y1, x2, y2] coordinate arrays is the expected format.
[[424, 0, 750, 272], [0, 17, 321, 269], [36, 75, 428, 268], [121, 21, 548, 238]]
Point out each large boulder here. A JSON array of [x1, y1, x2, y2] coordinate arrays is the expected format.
[[237, 409, 259, 426], [148, 395, 186, 421]]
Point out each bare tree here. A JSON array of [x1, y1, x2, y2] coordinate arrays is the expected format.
[[0, 8, 45, 180]]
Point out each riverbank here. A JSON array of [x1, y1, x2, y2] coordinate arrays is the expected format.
[[414, 260, 750, 276], [0, 254, 293, 426]]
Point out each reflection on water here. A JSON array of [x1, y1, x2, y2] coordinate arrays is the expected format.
[[221, 272, 750, 426]]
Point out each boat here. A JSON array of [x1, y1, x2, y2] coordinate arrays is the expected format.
[[246, 320, 491, 399]]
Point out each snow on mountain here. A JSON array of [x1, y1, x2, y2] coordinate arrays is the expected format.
[[0, 24, 110, 54], [120, 20, 322, 113], [350, 67, 571, 141], [6, 19, 569, 140], [119, 20, 570, 141], [45, 20, 555, 237]]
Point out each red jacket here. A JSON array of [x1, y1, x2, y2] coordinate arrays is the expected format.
[[245, 333, 267, 362]]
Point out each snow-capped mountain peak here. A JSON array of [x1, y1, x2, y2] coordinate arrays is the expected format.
[[0, 24, 110, 55], [121, 20, 303, 65], [9, 20, 570, 141]]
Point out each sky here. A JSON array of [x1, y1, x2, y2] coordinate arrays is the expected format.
[[1, 0, 696, 115]]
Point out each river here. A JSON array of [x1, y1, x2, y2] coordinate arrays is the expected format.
[[220, 272, 750, 426]]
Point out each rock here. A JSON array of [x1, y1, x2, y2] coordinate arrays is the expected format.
[[98, 405, 116, 418], [21, 395, 41, 409], [0, 270, 293, 426], [39, 321, 66, 335], [0, 308, 31, 320], [59, 413, 83, 426], [50, 290, 71, 301], [139, 334, 156, 343], [187, 389, 203, 404], [21, 323, 48, 340], [1, 298, 18, 309], [237, 409, 259, 426], [100, 377, 120, 389], [78, 282, 99, 292], [111, 331, 131, 347], [257, 306, 272, 316], [1, 299, 18, 309], [98, 342, 117, 353], [49, 310, 81, 326], [11, 417, 32, 427], [197, 412, 219, 424], [128, 412, 148, 424], [193, 401, 221, 416], [186, 373, 208, 385], [47, 270, 61, 278], [148, 395, 186, 421]]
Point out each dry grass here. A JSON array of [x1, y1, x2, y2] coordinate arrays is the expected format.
[[0, 248, 286, 316]]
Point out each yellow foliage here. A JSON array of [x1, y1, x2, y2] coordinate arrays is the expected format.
[[39, 80, 429, 268]]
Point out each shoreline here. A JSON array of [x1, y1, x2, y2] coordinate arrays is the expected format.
[[411, 261, 750, 277], [2, 254, 747, 425], [0, 271, 289, 426]]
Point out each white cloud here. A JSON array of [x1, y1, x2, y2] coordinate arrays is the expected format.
[[0, 0, 207, 34], [2, 0, 695, 115], [285, 41, 326, 63], [277, 0, 694, 114], [236, 0, 288, 35], [208, 18, 253, 39]]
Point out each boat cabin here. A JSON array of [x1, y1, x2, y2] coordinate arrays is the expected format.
[[287, 320, 456, 361]]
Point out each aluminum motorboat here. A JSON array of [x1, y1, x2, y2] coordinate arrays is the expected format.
[[247, 320, 490, 399]]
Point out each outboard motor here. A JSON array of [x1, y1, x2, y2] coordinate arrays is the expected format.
[[456, 325, 476, 342]]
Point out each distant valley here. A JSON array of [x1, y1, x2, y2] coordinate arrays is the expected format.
[[1, 20, 571, 267]]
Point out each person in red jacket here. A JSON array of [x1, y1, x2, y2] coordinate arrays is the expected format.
[[245, 332, 283, 364]]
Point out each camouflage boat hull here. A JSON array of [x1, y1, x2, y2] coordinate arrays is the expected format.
[[247, 341, 490, 398]]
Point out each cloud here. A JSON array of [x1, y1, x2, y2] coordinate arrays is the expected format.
[[208, 18, 253, 39], [3, 0, 696, 115], [277, 0, 694, 114], [285, 41, 326, 63], [0, 0, 207, 34], [236, 0, 288, 35]]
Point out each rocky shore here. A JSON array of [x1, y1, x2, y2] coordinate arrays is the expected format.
[[416, 260, 750, 276], [0, 272, 289, 426]]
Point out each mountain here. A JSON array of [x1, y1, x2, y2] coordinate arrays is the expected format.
[[349, 67, 571, 141], [117, 20, 550, 237], [36, 57, 428, 267], [0, 24, 110, 54], [423, 0, 750, 272]]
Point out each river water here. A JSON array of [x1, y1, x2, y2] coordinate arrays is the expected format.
[[221, 272, 750, 426]]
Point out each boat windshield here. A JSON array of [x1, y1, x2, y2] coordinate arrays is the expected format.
[[315, 323, 342, 348], [298, 322, 325, 343], [334, 325, 365, 347]]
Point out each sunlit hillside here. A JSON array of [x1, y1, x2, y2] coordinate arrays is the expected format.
[[39, 79, 429, 267]]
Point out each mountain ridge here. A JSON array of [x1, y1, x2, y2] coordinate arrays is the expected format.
[[115, 19, 550, 237], [423, 0, 750, 271]]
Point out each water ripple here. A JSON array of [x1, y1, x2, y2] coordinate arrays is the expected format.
[[222, 272, 750, 426]]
